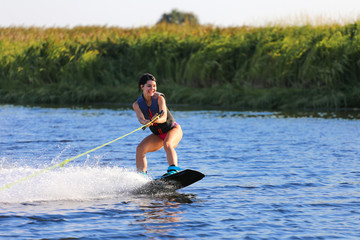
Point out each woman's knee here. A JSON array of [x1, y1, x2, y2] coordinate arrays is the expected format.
[[163, 141, 175, 151], [136, 144, 146, 154]]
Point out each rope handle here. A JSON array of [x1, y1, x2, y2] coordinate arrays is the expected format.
[[142, 110, 164, 130]]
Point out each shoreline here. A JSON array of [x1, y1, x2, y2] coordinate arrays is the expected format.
[[1, 84, 359, 111]]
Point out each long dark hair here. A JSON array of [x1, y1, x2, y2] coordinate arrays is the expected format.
[[138, 73, 156, 91]]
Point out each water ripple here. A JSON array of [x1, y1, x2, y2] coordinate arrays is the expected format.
[[1, 105, 360, 239]]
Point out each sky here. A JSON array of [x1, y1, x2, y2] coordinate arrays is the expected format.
[[0, 0, 359, 28]]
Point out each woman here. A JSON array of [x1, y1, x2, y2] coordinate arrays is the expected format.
[[133, 73, 183, 176]]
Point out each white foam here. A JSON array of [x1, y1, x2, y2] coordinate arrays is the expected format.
[[0, 166, 149, 203]]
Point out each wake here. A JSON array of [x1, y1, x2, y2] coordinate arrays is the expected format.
[[0, 165, 149, 203]]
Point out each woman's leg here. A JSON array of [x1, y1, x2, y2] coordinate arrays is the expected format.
[[136, 134, 163, 172], [163, 124, 183, 167]]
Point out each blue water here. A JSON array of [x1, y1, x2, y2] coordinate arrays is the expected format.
[[1, 105, 360, 239]]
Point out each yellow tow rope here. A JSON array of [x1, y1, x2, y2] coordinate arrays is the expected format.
[[0, 111, 163, 191]]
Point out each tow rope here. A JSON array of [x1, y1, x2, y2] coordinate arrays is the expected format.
[[0, 110, 163, 191]]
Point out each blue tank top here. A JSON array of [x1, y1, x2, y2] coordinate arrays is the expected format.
[[137, 92, 175, 135]]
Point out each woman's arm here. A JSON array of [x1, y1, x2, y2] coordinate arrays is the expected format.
[[155, 96, 167, 123], [132, 101, 150, 125]]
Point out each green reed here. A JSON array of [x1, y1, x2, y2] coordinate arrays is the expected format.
[[0, 23, 359, 109]]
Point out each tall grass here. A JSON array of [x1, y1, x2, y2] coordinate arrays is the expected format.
[[0, 23, 359, 109]]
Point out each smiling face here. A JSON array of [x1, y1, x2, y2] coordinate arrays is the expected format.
[[141, 80, 157, 97]]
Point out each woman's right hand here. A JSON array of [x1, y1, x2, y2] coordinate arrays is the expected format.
[[142, 119, 152, 126]]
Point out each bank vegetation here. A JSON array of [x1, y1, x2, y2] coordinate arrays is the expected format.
[[1, 22, 359, 110]]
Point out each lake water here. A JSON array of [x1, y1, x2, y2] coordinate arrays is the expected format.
[[1, 105, 360, 239]]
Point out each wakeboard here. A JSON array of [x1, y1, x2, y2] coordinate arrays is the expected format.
[[135, 169, 205, 194]]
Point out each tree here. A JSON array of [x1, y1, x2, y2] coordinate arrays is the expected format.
[[157, 9, 199, 26]]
